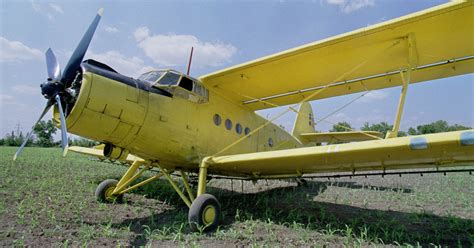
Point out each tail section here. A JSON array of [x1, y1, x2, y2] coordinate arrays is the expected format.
[[291, 102, 383, 145], [292, 102, 315, 143]]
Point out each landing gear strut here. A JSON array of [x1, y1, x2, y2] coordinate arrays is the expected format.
[[95, 159, 222, 232]]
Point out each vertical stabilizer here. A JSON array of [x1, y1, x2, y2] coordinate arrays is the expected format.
[[292, 102, 315, 143]]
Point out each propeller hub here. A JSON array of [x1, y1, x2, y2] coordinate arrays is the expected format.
[[40, 80, 62, 99]]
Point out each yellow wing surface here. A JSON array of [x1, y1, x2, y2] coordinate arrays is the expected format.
[[205, 130, 474, 177], [299, 131, 384, 143], [200, 1, 474, 110], [68, 146, 143, 164]]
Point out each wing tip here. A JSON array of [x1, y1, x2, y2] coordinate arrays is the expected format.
[[98, 8, 104, 17]]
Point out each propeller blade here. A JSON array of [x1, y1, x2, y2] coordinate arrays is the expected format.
[[61, 8, 103, 83], [13, 102, 53, 161], [55, 95, 69, 157], [45, 48, 61, 80]]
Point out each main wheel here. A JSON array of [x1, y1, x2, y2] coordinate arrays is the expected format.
[[95, 179, 123, 203], [188, 194, 221, 232]]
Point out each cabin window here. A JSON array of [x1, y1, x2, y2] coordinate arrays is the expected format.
[[225, 119, 232, 130], [213, 114, 221, 126], [268, 138, 274, 147], [235, 123, 242, 134], [245, 127, 251, 136]]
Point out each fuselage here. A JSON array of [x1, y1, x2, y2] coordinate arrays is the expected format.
[[58, 63, 301, 171]]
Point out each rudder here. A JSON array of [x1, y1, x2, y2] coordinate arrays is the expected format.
[[292, 102, 315, 143]]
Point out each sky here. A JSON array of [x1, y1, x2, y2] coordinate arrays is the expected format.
[[0, 0, 472, 139]]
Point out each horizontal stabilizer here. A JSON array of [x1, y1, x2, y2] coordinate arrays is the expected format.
[[206, 130, 474, 178], [68, 146, 143, 164], [300, 131, 384, 143]]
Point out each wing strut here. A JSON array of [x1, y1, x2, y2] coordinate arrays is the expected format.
[[386, 33, 416, 139]]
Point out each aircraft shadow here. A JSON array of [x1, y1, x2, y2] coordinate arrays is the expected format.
[[104, 179, 472, 247]]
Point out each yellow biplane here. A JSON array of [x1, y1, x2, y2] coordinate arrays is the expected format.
[[14, 0, 474, 231]]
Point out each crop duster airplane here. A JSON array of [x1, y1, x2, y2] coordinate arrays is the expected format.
[[13, 0, 474, 231]]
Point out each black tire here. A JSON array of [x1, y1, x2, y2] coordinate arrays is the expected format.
[[188, 194, 221, 232], [95, 179, 123, 203]]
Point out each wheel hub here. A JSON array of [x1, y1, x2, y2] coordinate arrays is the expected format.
[[202, 205, 216, 225], [104, 186, 116, 201]]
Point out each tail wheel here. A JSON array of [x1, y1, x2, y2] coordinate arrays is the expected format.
[[188, 194, 221, 232], [95, 179, 123, 203]]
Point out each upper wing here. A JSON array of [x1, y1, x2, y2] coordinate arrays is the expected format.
[[205, 130, 474, 177], [200, 1, 474, 111], [68, 145, 143, 164], [300, 131, 384, 143]]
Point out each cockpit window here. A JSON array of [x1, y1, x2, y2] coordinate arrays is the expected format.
[[138, 71, 164, 83], [138, 72, 150, 81], [193, 83, 208, 99], [148, 70, 209, 103], [157, 72, 181, 86], [179, 76, 193, 91]]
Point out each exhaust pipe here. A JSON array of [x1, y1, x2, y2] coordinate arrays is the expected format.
[[103, 143, 129, 160]]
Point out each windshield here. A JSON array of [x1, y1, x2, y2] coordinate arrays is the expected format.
[[138, 71, 164, 83], [157, 72, 181, 86]]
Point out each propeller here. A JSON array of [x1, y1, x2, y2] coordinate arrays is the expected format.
[[55, 94, 69, 157], [61, 8, 103, 85], [46, 48, 61, 80], [13, 102, 54, 161], [13, 8, 103, 161]]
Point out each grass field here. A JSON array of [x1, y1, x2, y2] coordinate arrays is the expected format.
[[0, 147, 473, 247]]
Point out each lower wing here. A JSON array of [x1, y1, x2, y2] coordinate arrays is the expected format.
[[206, 130, 474, 178]]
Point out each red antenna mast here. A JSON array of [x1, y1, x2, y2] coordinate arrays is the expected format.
[[186, 46, 194, 75]]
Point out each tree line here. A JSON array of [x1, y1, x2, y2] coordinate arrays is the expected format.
[[330, 120, 471, 137], [1, 119, 471, 148], [0, 120, 98, 147]]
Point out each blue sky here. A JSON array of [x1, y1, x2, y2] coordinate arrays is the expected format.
[[0, 0, 472, 138]]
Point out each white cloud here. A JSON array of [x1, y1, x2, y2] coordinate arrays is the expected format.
[[0, 94, 14, 102], [49, 3, 63, 14], [360, 90, 388, 102], [133, 26, 237, 68], [133, 27, 149, 42], [31, 0, 41, 12], [325, 0, 375, 13], [31, 1, 63, 20], [11, 85, 39, 95], [105, 26, 120, 33], [0, 37, 42, 62], [85, 50, 154, 77]]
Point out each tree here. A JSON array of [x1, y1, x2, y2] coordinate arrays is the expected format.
[[408, 120, 471, 135], [361, 121, 392, 137], [70, 137, 99, 147], [33, 120, 57, 147], [330, 121, 353, 132], [1, 130, 32, 146]]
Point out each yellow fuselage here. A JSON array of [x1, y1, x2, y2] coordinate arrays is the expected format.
[[60, 66, 300, 171]]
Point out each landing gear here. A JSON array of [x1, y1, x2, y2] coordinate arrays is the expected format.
[[188, 194, 221, 232], [95, 179, 123, 203], [94, 159, 222, 232]]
